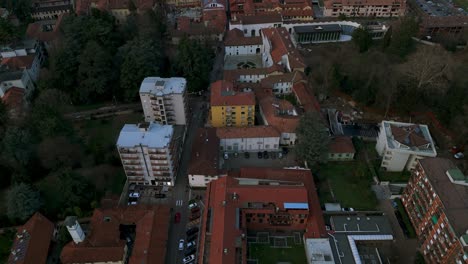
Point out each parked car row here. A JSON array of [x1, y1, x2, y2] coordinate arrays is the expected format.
[[177, 201, 201, 263]]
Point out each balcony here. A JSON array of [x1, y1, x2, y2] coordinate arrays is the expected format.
[[121, 155, 139, 160], [150, 155, 167, 160]]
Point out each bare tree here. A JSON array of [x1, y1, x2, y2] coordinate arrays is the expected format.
[[399, 46, 453, 93]]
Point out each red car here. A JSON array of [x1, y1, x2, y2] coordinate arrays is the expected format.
[[174, 212, 181, 223]]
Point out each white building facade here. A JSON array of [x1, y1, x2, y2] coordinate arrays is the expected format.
[[217, 126, 281, 152], [116, 123, 179, 186], [375, 121, 437, 172], [139, 77, 188, 125]]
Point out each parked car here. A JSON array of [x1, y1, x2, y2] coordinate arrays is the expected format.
[[186, 240, 196, 249], [174, 212, 181, 223], [129, 192, 140, 198], [187, 233, 197, 242], [188, 202, 198, 210], [178, 239, 185, 250], [191, 207, 200, 214], [186, 227, 199, 236], [278, 152, 283, 159], [127, 201, 137, 206], [244, 152, 250, 159], [454, 152, 465, 159], [183, 254, 195, 264], [451, 146, 464, 154], [263, 151, 269, 159], [185, 248, 196, 256], [282, 147, 289, 155], [257, 152, 263, 159], [223, 152, 229, 160]]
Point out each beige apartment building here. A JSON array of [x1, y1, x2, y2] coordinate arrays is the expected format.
[[116, 122, 179, 186], [323, 0, 406, 17], [139, 77, 188, 125]]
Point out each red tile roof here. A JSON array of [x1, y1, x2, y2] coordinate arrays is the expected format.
[[210, 80, 255, 106], [223, 65, 283, 83], [329, 136, 355, 154], [61, 205, 170, 264], [198, 168, 326, 264], [2, 87, 24, 111], [257, 90, 300, 133], [216, 125, 280, 139], [225, 28, 262, 46], [26, 14, 64, 42], [292, 82, 320, 112], [188, 128, 220, 176], [390, 124, 430, 147], [230, 13, 283, 25], [260, 71, 306, 89], [261, 27, 306, 70], [1, 55, 35, 70], [8, 213, 54, 264]]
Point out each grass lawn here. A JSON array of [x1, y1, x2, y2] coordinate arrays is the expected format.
[[317, 162, 378, 210], [0, 229, 15, 263], [452, 0, 467, 10], [249, 237, 307, 264]]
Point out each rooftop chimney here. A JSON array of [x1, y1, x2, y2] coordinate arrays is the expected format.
[[65, 216, 85, 244]]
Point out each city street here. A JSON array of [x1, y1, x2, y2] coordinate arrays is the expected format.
[[165, 97, 206, 264]]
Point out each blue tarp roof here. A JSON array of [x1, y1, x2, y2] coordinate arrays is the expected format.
[[284, 202, 309, 210]]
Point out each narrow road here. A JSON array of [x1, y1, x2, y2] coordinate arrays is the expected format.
[[165, 97, 205, 264]]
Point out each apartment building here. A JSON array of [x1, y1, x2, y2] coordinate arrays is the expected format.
[[210, 80, 255, 127], [31, 0, 73, 20], [139, 77, 187, 125], [323, 0, 406, 17], [401, 158, 468, 264], [375, 121, 437, 172], [198, 167, 326, 264], [116, 122, 179, 186]]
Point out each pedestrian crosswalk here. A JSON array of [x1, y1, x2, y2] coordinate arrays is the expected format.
[[176, 200, 183, 206]]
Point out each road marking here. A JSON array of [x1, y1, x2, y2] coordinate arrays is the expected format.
[[176, 200, 183, 206]]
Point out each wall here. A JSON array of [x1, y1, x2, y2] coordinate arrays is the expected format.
[[230, 22, 283, 37], [225, 44, 262, 56], [280, 132, 297, 145], [210, 105, 255, 127], [189, 174, 220, 188], [170, 93, 188, 125], [328, 152, 355, 161], [220, 136, 280, 152]]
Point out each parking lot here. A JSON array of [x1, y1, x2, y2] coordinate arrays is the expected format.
[[220, 149, 299, 170]]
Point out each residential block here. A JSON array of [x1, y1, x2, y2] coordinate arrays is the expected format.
[[323, 0, 406, 17]]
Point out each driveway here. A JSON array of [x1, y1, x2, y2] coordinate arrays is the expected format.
[[379, 200, 418, 264]]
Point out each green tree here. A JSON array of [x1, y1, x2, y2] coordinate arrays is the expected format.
[[37, 136, 82, 170], [119, 38, 164, 101], [58, 169, 94, 209], [13, 0, 32, 22], [295, 112, 330, 167], [387, 16, 419, 58], [352, 27, 373, 53], [0, 18, 16, 45], [0, 100, 8, 135], [7, 183, 42, 221], [77, 41, 115, 102], [172, 37, 214, 93], [1, 126, 35, 168]]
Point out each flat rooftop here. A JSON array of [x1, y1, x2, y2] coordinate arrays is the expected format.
[[420, 158, 468, 236], [294, 24, 342, 33], [305, 238, 335, 264], [117, 122, 173, 148], [139, 77, 186, 95]]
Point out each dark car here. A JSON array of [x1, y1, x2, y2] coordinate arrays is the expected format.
[[187, 233, 197, 242], [186, 227, 199, 236], [282, 147, 289, 155], [155, 193, 166, 198], [190, 212, 201, 221], [257, 152, 263, 159], [185, 248, 196, 256], [263, 151, 269, 159], [174, 212, 181, 223], [191, 207, 200, 214], [244, 152, 250, 159]]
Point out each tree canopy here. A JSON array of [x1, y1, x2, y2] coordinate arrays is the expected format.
[[0, 18, 16, 45], [295, 112, 330, 167], [352, 27, 373, 53], [7, 183, 42, 221]]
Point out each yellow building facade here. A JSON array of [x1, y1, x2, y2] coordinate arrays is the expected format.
[[211, 105, 255, 127]]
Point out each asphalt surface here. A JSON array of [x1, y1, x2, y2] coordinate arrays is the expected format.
[[165, 97, 205, 264]]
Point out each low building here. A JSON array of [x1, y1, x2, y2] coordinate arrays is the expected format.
[[60, 205, 170, 264], [210, 80, 256, 127], [217, 126, 281, 152], [293, 24, 342, 43], [375, 121, 437, 172], [139, 77, 188, 125], [323, 0, 406, 17], [304, 238, 336, 264], [326, 215, 394, 263], [116, 122, 180, 187], [188, 128, 221, 188], [26, 14, 64, 50], [401, 158, 468, 264], [292, 82, 320, 112], [224, 28, 263, 56], [198, 167, 327, 264], [328, 136, 355, 161], [31, 0, 73, 20], [8, 212, 55, 264]]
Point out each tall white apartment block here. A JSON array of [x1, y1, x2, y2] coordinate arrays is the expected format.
[[139, 77, 188, 125], [375, 120, 437, 172], [117, 122, 179, 186]]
